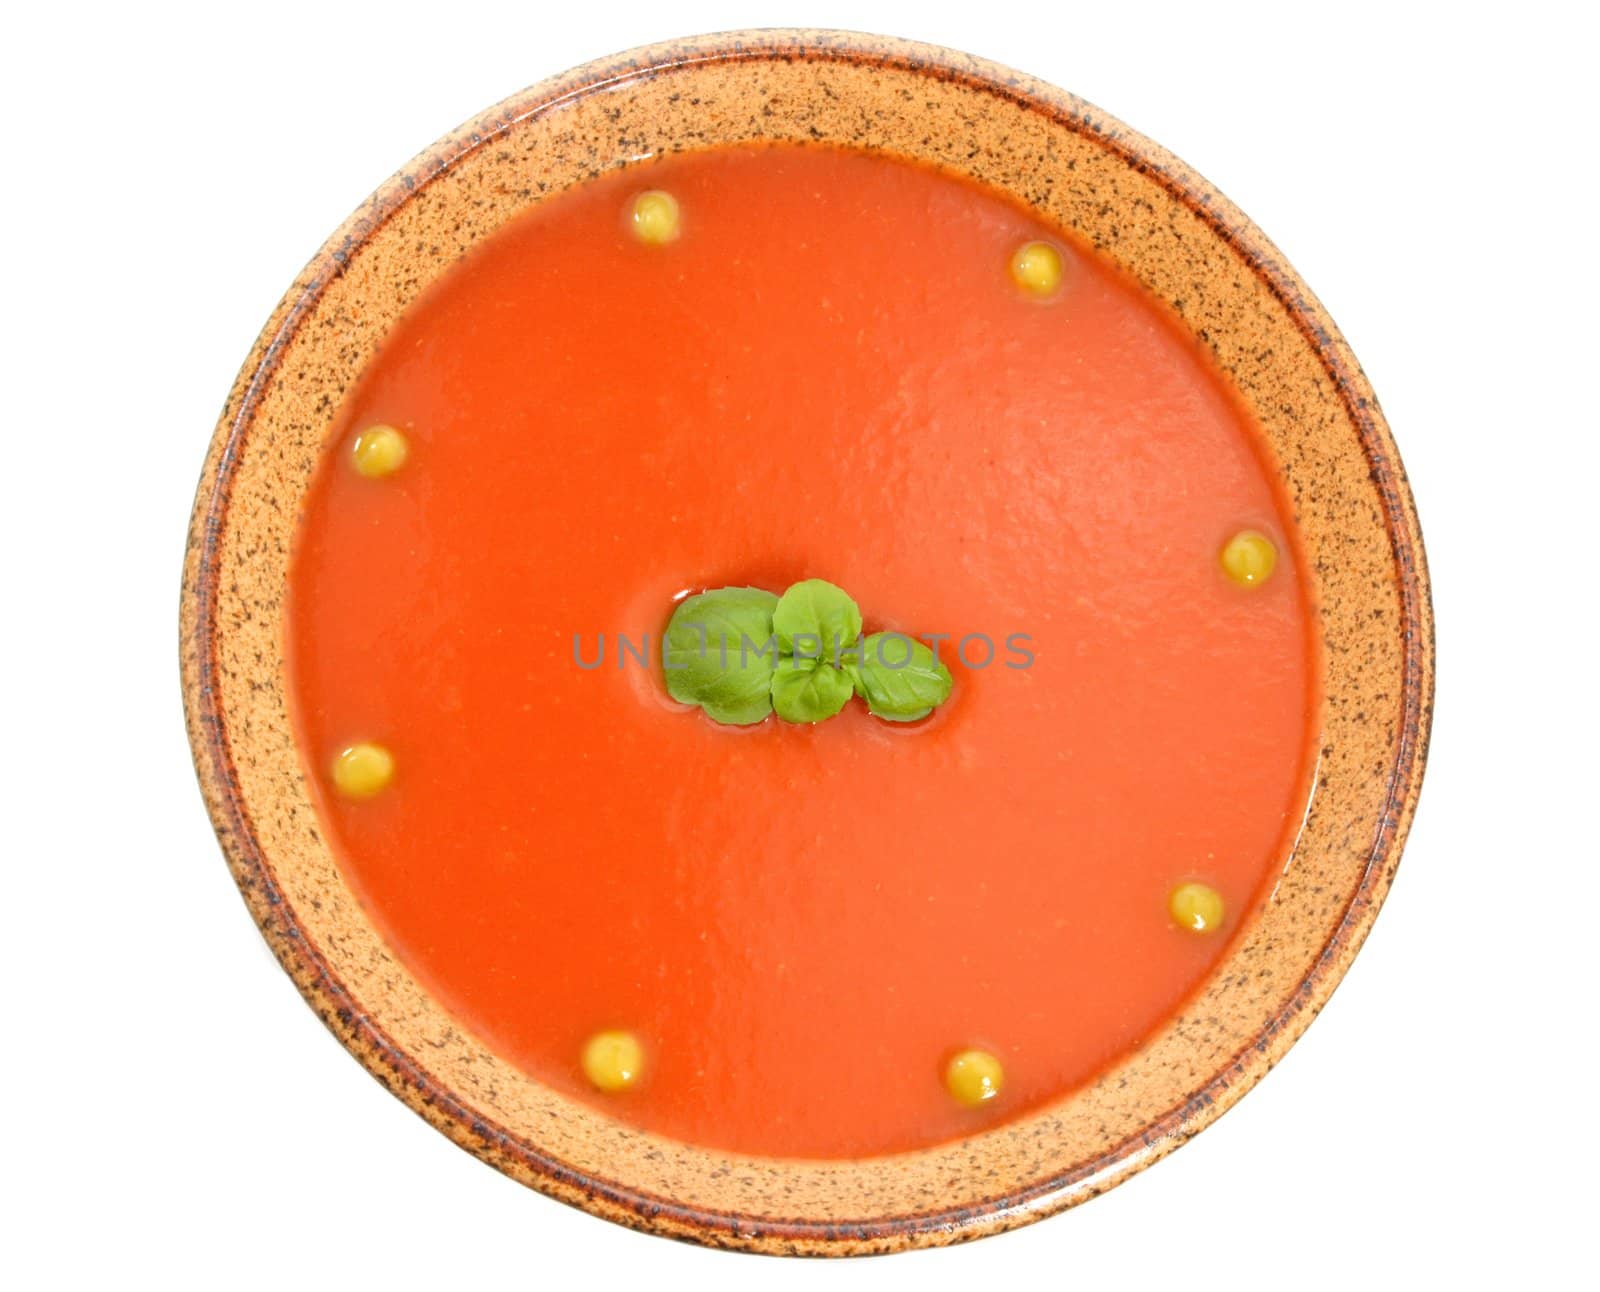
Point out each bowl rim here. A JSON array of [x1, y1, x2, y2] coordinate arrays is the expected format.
[[182, 27, 1434, 1255]]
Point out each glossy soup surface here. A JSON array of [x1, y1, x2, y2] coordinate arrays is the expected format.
[[287, 144, 1317, 1159]]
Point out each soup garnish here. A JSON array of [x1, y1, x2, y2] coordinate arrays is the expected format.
[[664, 578, 956, 726], [945, 1049, 1006, 1107], [629, 189, 681, 245], [1219, 529, 1279, 588], [1009, 239, 1065, 298], [350, 424, 410, 479], [1169, 881, 1227, 934], [581, 1030, 645, 1092], [330, 742, 394, 800]]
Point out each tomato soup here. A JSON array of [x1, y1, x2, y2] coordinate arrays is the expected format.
[[287, 145, 1317, 1159]]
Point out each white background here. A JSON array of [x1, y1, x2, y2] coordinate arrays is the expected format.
[[5, 1, 1594, 1286]]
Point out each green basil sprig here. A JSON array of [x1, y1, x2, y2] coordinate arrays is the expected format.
[[663, 579, 953, 727]]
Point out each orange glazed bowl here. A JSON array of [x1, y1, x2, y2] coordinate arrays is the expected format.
[[181, 30, 1432, 1254]]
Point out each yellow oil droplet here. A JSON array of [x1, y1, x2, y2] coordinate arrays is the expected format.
[[582, 1030, 644, 1092], [351, 425, 410, 478], [630, 190, 681, 245], [1169, 881, 1226, 933], [945, 1048, 1005, 1106], [1219, 530, 1278, 587], [331, 742, 394, 799], [1009, 240, 1063, 297]]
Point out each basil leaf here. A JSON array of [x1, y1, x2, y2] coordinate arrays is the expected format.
[[770, 656, 855, 724], [663, 587, 780, 725], [773, 579, 863, 663], [851, 631, 954, 722]]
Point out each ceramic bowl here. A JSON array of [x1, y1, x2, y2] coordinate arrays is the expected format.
[[182, 30, 1433, 1255]]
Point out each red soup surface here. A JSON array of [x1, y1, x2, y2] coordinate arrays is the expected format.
[[287, 144, 1317, 1159]]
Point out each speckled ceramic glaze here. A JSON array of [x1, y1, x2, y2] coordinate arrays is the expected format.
[[181, 31, 1433, 1255]]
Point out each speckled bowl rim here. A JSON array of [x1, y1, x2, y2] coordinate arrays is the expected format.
[[181, 29, 1433, 1255]]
